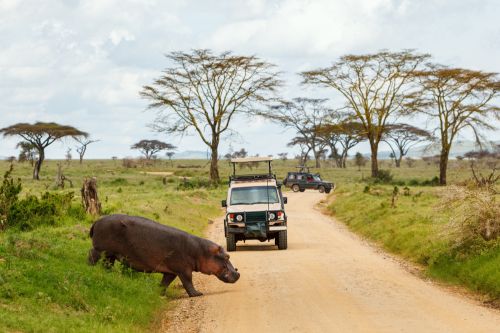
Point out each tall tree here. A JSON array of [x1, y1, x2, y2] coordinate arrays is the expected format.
[[382, 123, 431, 167], [0, 122, 87, 180], [131, 139, 176, 160], [141, 49, 280, 182], [301, 50, 430, 176], [75, 137, 99, 164], [263, 98, 329, 168], [287, 136, 311, 165], [416, 65, 500, 185]]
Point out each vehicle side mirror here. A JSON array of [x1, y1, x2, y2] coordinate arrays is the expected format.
[[283, 197, 287, 204], [221, 200, 227, 208]]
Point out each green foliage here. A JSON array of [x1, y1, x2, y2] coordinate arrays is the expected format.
[[8, 192, 78, 231], [177, 177, 219, 190], [0, 165, 22, 229], [373, 169, 393, 183]]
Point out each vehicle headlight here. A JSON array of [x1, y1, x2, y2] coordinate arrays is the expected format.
[[268, 212, 276, 220], [236, 214, 243, 222]]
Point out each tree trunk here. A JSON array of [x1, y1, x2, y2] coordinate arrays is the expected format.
[[370, 142, 379, 177], [209, 145, 220, 183], [395, 156, 402, 168], [81, 177, 102, 215], [439, 146, 450, 186], [33, 149, 44, 180], [313, 150, 321, 168]]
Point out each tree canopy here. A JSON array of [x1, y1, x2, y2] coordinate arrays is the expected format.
[[131, 139, 176, 160], [0, 122, 87, 179], [264, 98, 329, 167], [301, 50, 430, 176], [415, 65, 500, 184], [140, 49, 281, 182], [382, 123, 431, 167]]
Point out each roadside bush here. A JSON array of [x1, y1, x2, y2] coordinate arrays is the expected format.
[[8, 192, 75, 231], [440, 186, 499, 254]]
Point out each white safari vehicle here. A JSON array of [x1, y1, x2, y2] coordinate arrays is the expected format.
[[221, 157, 288, 251]]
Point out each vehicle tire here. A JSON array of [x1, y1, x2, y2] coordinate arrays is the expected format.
[[325, 188, 331, 194], [299, 188, 305, 192], [226, 233, 236, 252], [277, 231, 287, 250], [292, 184, 300, 192], [318, 185, 325, 193]]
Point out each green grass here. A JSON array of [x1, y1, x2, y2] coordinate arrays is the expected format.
[[0, 159, 225, 332], [329, 181, 500, 300], [0, 157, 497, 331]]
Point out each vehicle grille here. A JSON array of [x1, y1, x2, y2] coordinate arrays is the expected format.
[[245, 211, 267, 223]]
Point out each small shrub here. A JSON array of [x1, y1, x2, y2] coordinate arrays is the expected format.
[[110, 178, 128, 186], [373, 170, 393, 184], [408, 179, 419, 186]]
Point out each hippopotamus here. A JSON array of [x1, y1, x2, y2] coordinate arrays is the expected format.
[[88, 214, 240, 297]]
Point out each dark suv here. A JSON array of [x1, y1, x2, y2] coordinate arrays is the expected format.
[[283, 171, 334, 193]]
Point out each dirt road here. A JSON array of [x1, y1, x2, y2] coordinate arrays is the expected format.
[[161, 192, 500, 333]]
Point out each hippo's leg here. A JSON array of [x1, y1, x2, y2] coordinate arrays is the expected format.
[[103, 253, 116, 268], [161, 273, 177, 289], [88, 248, 101, 265], [178, 271, 203, 297]]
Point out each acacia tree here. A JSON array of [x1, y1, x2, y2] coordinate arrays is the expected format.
[[131, 139, 176, 160], [0, 122, 87, 180], [416, 66, 500, 185], [382, 123, 431, 167], [287, 136, 311, 165], [75, 137, 99, 164], [141, 49, 280, 182], [301, 50, 430, 177], [263, 98, 329, 168], [316, 121, 365, 168]]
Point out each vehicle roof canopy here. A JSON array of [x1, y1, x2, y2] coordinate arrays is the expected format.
[[230, 157, 273, 163]]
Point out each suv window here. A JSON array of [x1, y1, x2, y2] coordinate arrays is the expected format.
[[288, 174, 296, 180], [230, 186, 279, 205]]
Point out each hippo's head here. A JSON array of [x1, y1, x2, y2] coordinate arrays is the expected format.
[[206, 245, 240, 283]]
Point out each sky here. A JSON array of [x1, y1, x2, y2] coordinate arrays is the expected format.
[[1, 0, 499, 159]]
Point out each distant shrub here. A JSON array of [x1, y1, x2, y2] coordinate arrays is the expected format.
[[177, 178, 217, 190], [110, 178, 128, 185], [408, 179, 420, 186], [373, 170, 393, 184], [420, 176, 439, 186]]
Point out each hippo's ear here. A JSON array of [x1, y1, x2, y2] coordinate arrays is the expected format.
[[209, 244, 223, 255]]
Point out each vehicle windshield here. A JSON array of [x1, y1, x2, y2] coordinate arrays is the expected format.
[[313, 175, 322, 181], [230, 186, 279, 205]]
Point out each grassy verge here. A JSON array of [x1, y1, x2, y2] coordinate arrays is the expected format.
[[328, 183, 500, 301], [0, 160, 225, 332]]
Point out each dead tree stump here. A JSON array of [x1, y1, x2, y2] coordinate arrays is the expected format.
[[81, 177, 102, 215]]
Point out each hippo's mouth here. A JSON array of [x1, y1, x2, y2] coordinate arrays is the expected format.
[[218, 268, 240, 283]]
